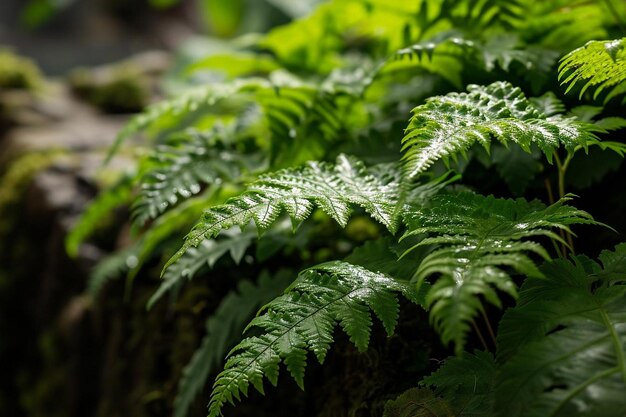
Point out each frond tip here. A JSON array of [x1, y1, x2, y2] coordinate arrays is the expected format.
[[401, 81, 599, 178], [559, 38, 626, 103], [207, 261, 420, 417]]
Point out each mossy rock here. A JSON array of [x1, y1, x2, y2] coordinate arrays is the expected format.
[[69, 65, 149, 114], [0, 50, 42, 91]]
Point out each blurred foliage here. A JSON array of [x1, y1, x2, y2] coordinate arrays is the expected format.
[[19, 0, 323, 35], [20, 0, 75, 29]]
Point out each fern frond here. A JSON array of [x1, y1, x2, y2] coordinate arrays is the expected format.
[[559, 38, 626, 103], [65, 174, 134, 257], [207, 261, 421, 417], [106, 82, 246, 162], [415, 0, 525, 33], [132, 130, 261, 226], [383, 387, 454, 417], [147, 228, 256, 309], [130, 191, 212, 280], [495, 243, 626, 417], [401, 81, 599, 178], [255, 83, 345, 165], [163, 155, 449, 273], [420, 351, 496, 416], [521, 1, 608, 52], [393, 34, 556, 75], [402, 192, 597, 352], [173, 271, 291, 417], [490, 145, 542, 195], [529, 92, 565, 116], [393, 35, 476, 64], [107, 73, 348, 164]]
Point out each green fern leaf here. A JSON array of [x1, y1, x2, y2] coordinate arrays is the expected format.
[[522, 2, 609, 53], [393, 34, 557, 75], [529, 92, 565, 116], [107, 73, 347, 165], [490, 145, 542, 195], [402, 192, 597, 352], [401, 81, 599, 178], [129, 192, 212, 281], [105, 81, 251, 162], [420, 351, 496, 416], [394, 36, 476, 63], [559, 38, 626, 103], [207, 261, 420, 417], [147, 228, 256, 309], [383, 387, 454, 417], [132, 130, 261, 226], [163, 155, 448, 273], [173, 271, 292, 417], [495, 243, 626, 417], [413, 0, 524, 33]]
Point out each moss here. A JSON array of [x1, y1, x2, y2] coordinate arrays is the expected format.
[[0, 50, 43, 91], [0, 151, 64, 243], [17, 330, 69, 417], [69, 65, 149, 113]]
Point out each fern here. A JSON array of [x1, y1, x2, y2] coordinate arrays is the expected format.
[[106, 81, 248, 161], [559, 38, 626, 103], [521, 1, 610, 52], [132, 130, 261, 226], [393, 36, 476, 63], [420, 351, 496, 416], [208, 261, 421, 417], [402, 192, 596, 352], [495, 243, 626, 417], [173, 271, 292, 417], [107, 73, 351, 165], [401, 81, 599, 178], [163, 155, 449, 272], [383, 387, 454, 417], [149, 218, 314, 309], [147, 228, 256, 309], [413, 0, 525, 34], [393, 34, 557, 75], [130, 191, 213, 280]]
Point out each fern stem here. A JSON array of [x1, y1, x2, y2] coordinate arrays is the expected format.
[[553, 153, 566, 199], [544, 178, 555, 205], [553, 152, 576, 254], [543, 178, 566, 258], [471, 320, 490, 352], [480, 308, 497, 348]]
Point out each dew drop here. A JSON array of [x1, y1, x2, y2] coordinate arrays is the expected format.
[[126, 256, 139, 269]]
